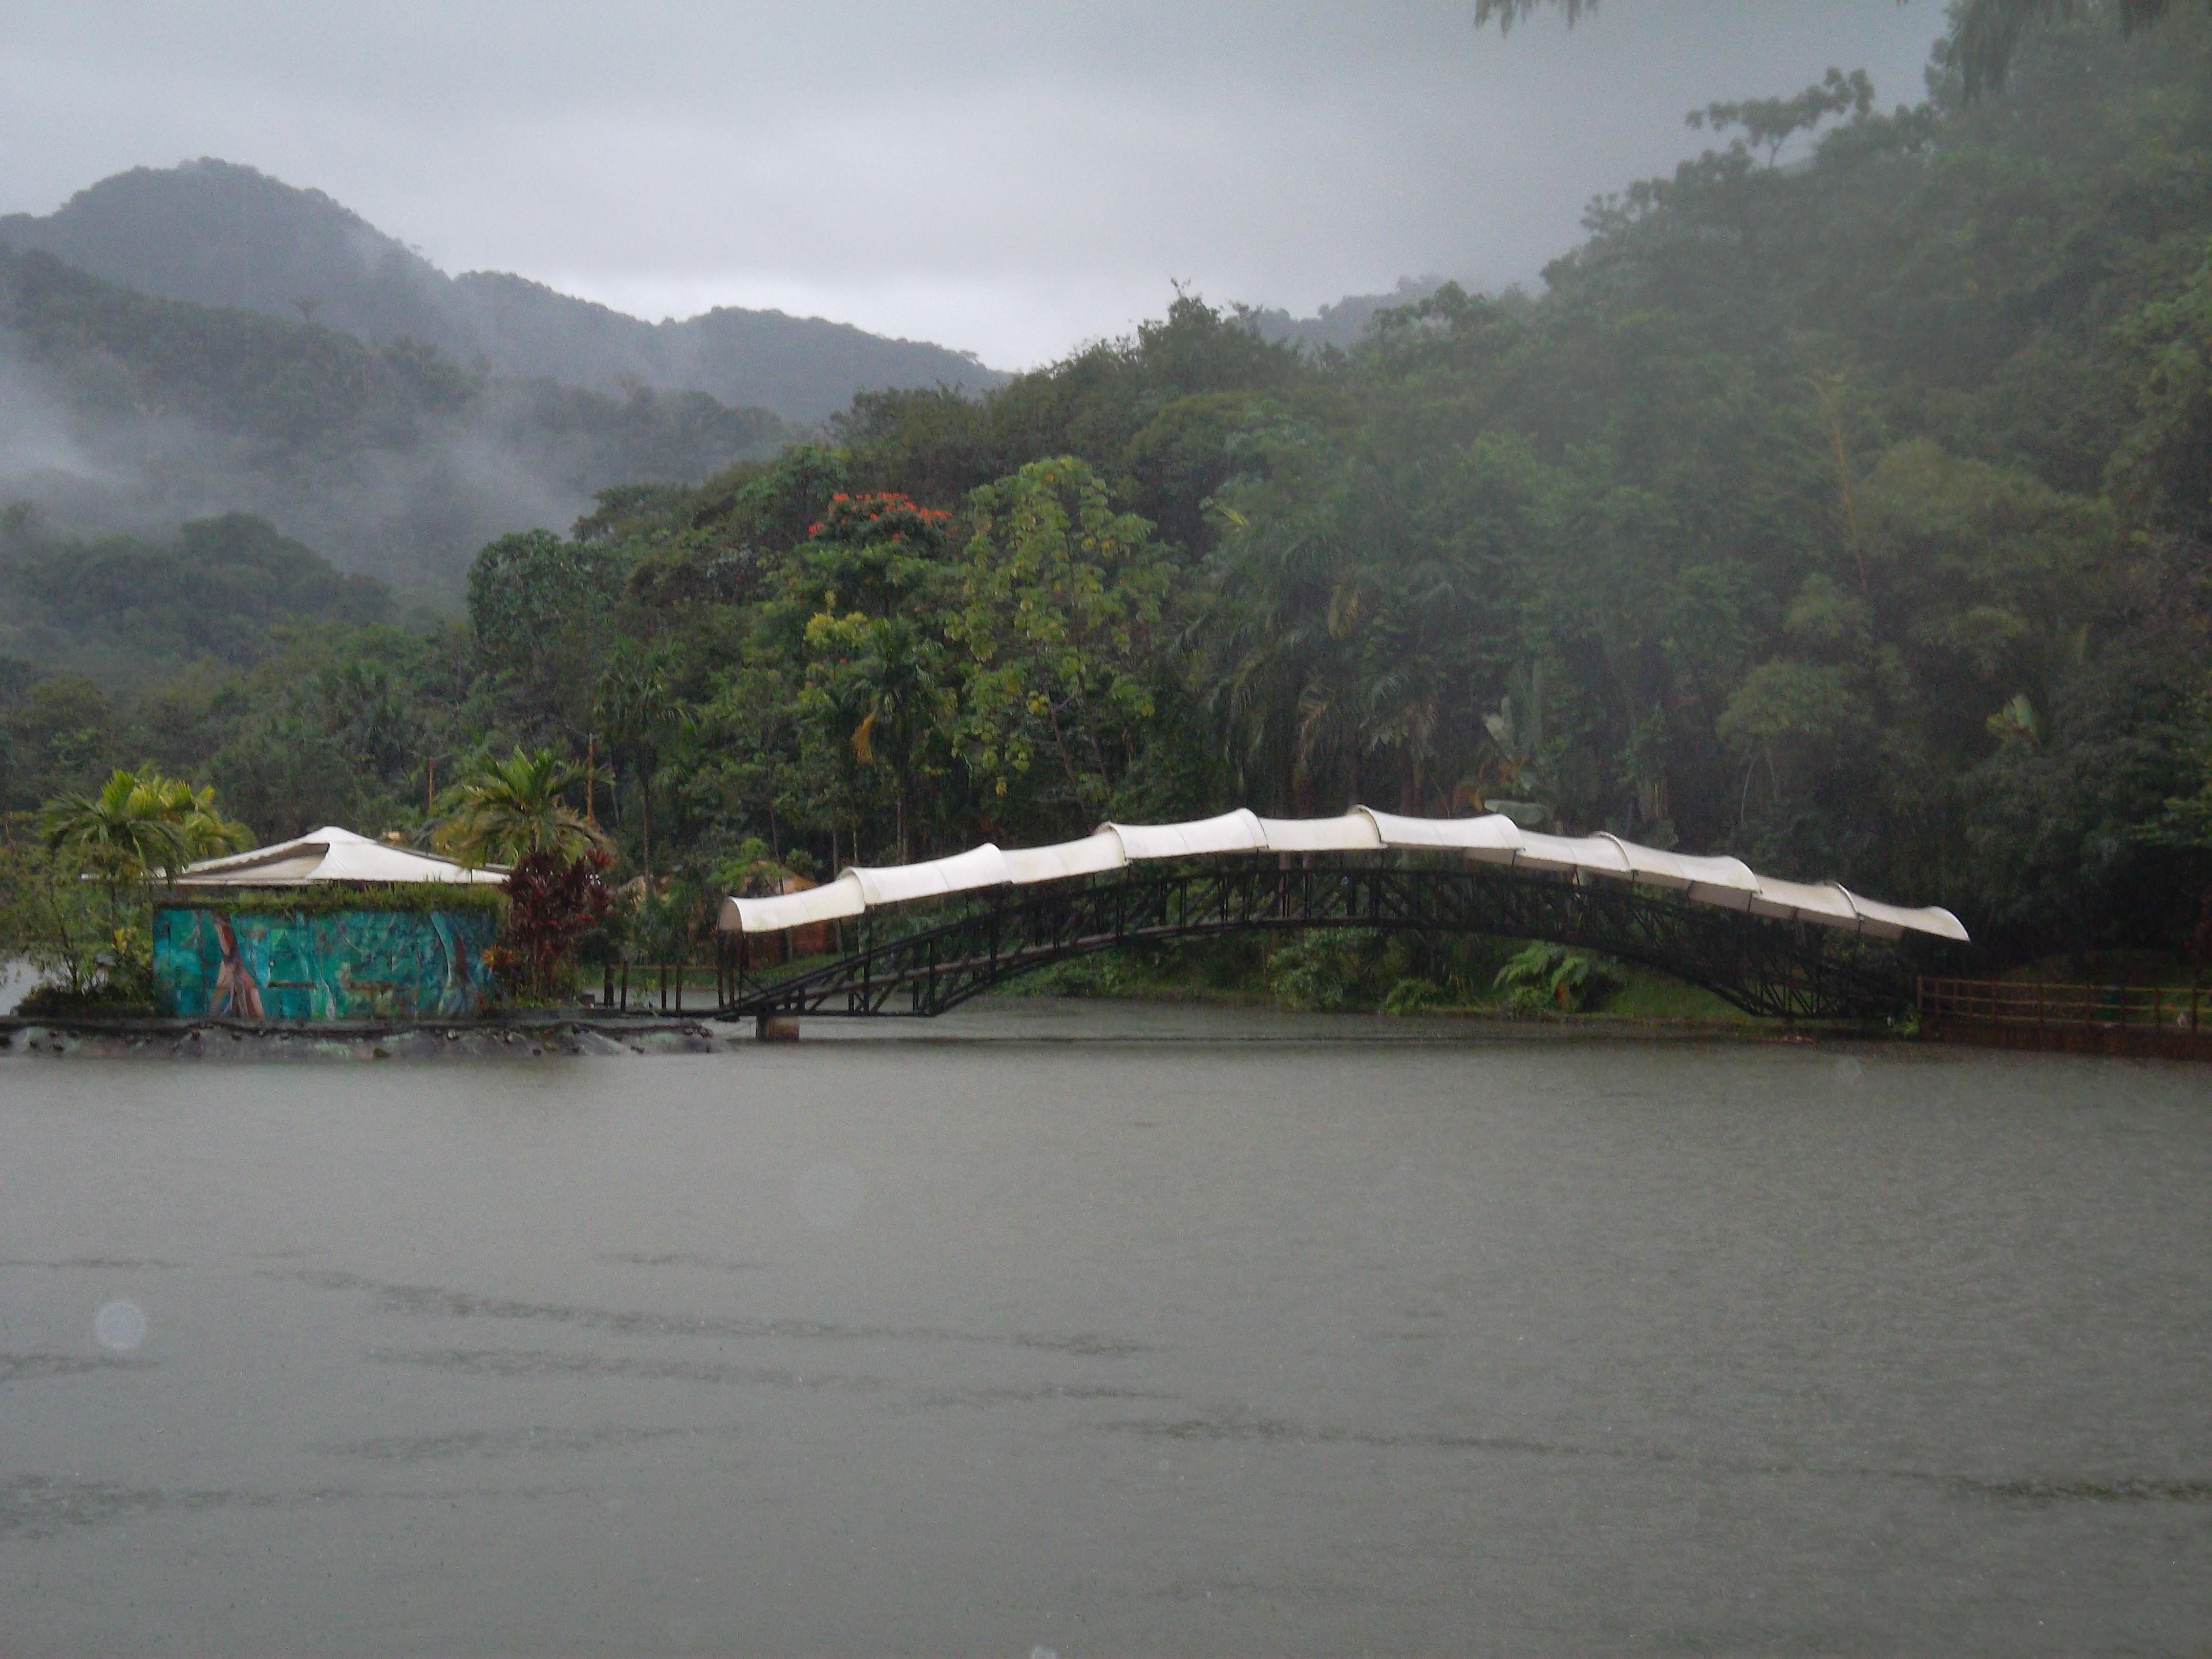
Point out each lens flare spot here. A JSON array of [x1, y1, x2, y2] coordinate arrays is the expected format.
[[94, 1299, 148, 1352]]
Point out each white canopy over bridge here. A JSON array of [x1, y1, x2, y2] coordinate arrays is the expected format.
[[720, 809, 1968, 944]]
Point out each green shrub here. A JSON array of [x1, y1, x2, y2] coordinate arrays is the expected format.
[[1381, 975, 1449, 1015], [1493, 942, 1619, 1015], [14, 982, 155, 1018], [1, 835, 152, 1007], [157, 883, 507, 918], [1020, 951, 1134, 997], [1265, 929, 1377, 1011]]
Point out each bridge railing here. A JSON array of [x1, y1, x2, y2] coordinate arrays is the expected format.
[[1918, 976, 2203, 1033]]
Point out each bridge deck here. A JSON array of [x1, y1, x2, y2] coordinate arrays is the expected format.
[[718, 857, 1937, 1023]]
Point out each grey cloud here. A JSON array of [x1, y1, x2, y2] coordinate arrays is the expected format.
[[3, 3, 1947, 365]]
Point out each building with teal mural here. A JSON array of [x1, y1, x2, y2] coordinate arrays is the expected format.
[[154, 827, 508, 1022], [154, 904, 500, 1020]]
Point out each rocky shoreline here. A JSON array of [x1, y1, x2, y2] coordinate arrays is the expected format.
[[0, 1013, 730, 1060]]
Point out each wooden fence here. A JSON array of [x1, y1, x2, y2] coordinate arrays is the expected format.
[[594, 958, 734, 1016], [1918, 976, 2207, 1060]]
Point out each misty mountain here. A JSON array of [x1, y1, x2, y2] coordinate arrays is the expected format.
[[0, 244, 798, 594], [0, 160, 1006, 423]]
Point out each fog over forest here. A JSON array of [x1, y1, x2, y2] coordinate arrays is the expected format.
[[0, 161, 1442, 592]]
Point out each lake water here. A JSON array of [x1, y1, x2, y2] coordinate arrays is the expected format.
[[1, 1001, 2206, 1653]]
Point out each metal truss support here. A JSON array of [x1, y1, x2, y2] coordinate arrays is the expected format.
[[717, 858, 1925, 1023]]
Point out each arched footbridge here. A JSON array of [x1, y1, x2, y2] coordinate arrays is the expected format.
[[713, 809, 1968, 1024]]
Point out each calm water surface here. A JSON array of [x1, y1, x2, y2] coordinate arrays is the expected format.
[[0, 1001, 2206, 1653]]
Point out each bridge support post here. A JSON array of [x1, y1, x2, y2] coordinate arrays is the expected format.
[[755, 1014, 800, 1043]]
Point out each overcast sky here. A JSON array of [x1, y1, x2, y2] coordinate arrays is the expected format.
[[4, 2, 1950, 368]]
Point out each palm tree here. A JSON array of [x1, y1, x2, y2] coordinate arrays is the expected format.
[[38, 770, 195, 923], [433, 748, 610, 868], [133, 775, 255, 861], [592, 648, 684, 877]]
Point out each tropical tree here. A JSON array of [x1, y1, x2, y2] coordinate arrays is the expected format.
[[490, 848, 614, 1002], [1472, 0, 2199, 96], [775, 490, 960, 862], [133, 775, 255, 862], [433, 748, 610, 867], [1201, 425, 1538, 816], [466, 529, 630, 737], [1687, 68, 1875, 166], [25, 768, 248, 1007], [591, 643, 687, 877], [947, 458, 1179, 831], [1942, 0, 2194, 93], [39, 769, 195, 921], [0, 832, 108, 998]]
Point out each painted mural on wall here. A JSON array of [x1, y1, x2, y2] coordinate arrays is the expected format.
[[153, 907, 499, 1020]]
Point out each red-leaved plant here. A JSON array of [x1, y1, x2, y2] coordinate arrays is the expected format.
[[490, 848, 614, 1003]]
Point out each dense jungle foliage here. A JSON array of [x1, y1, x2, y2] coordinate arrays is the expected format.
[[0, 508, 400, 687], [7, 7, 2212, 974]]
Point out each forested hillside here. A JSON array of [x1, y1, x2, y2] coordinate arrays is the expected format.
[[0, 510, 398, 686], [7, 6, 2209, 969], [0, 160, 1004, 421], [0, 246, 796, 590]]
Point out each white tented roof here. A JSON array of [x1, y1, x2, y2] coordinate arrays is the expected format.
[[1596, 833, 1689, 889], [1359, 809, 1524, 855], [1745, 877, 1862, 929], [1005, 831, 1127, 884], [171, 826, 508, 888], [1103, 809, 1267, 860], [1257, 812, 1384, 853], [848, 843, 1012, 906], [719, 809, 1968, 944], [1513, 832, 1632, 877], [1671, 853, 1764, 909], [720, 874, 866, 935], [1841, 888, 1970, 943]]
